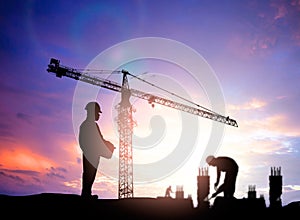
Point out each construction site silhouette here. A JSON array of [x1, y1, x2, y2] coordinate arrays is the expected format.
[[2, 59, 297, 218], [46, 58, 239, 200], [0, 165, 299, 219]]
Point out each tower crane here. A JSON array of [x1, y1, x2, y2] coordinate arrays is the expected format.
[[46, 58, 238, 199]]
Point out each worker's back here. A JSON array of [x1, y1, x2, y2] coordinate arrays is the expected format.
[[214, 156, 238, 173]]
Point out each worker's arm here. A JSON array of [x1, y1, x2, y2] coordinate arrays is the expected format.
[[214, 168, 221, 188], [211, 183, 224, 198]]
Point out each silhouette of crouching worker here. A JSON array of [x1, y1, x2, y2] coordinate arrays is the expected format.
[[165, 185, 173, 198], [206, 155, 239, 199]]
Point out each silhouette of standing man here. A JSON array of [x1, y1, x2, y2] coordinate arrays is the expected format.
[[79, 101, 115, 199], [206, 155, 239, 199]]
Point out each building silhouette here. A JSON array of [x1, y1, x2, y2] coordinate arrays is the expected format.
[[248, 184, 256, 199], [269, 166, 282, 208], [197, 167, 210, 209], [175, 185, 184, 199]]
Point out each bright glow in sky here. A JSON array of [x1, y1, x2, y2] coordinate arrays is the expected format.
[[1, 0, 300, 208]]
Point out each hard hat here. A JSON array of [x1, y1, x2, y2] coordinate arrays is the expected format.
[[85, 101, 102, 113], [206, 155, 215, 164]]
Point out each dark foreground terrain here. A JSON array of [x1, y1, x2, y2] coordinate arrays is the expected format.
[[0, 193, 299, 219]]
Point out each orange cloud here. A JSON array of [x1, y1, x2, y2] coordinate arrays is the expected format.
[[242, 113, 300, 137], [0, 146, 55, 172]]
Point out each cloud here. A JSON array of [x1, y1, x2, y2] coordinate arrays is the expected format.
[[270, 0, 300, 46], [0, 167, 44, 195], [0, 170, 25, 183], [16, 112, 32, 124], [242, 114, 300, 137], [0, 122, 14, 141], [46, 166, 67, 179], [0, 147, 56, 171], [284, 185, 300, 191], [228, 98, 267, 111], [0, 168, 40, 176], [271, 1, 288, 20], [226, 0, 300, 58], [228, 95, 300, 137]]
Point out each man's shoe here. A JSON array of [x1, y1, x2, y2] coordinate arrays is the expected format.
[[91, 195, 98, 199], [81, 194, 98, 200]]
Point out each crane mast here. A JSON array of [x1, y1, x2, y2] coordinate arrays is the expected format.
[[117, 72, 134, 198], [46, 58, 238, 199]]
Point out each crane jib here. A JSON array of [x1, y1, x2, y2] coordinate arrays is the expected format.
[[46, 58, 238, 128]]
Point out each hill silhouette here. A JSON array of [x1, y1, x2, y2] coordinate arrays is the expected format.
[[0, 193, 299, 219]]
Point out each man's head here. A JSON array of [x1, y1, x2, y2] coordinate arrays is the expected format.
[[85, 101, 102, 120], [206, 155, 215, 165]]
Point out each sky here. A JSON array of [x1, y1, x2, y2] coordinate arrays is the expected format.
[[1, 0, 300, 208]]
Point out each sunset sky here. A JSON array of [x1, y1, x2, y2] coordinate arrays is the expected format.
[[1, 0, 300, 208]]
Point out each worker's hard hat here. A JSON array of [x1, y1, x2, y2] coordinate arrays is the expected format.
[[206, 155, 215, 164], [85, 101, 102, 113]]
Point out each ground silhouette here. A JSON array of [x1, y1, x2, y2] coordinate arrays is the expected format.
[[0, 193, 299, 219]]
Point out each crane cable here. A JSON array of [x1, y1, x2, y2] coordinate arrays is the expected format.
[[126, 72, 222, 116], [76, 68, 224, 117], [77, 69, 122, 74]]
